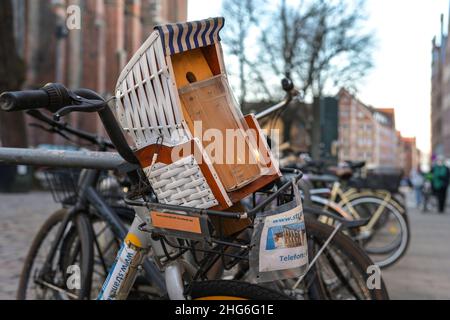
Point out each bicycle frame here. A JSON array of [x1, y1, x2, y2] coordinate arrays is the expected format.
[[310, 180, 405, 234]]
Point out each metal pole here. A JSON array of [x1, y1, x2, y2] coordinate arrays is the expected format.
[[0, 148, 124, 170]]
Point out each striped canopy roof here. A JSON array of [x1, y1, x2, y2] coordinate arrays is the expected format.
[[154, 17, 225, 56]]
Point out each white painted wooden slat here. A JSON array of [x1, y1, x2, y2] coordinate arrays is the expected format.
[[155, 39, 183, 125], [132, 63, 154, 144], [120, 81, 138, 144], [147, 46, 176, 129], [139, 51, 170, 139], [126, 72, 147, 146], [115, 31, 189, 149]]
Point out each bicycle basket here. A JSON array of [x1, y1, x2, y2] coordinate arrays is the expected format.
[[114, 17, 281, 211], [125, 171, 306, 282], [42, 168, 126, 206], [350, 167, 403, 193], [43, 168, 80, 205]]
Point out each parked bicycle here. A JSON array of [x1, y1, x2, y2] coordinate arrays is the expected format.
[[0, 83, 389, 300], [291, 159, 410, 268]]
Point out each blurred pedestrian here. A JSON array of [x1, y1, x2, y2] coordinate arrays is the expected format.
[[431, 155, 450, 213], [410, 166, 425, 208]]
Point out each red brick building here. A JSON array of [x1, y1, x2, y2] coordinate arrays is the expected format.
[[401, 137, 421, 175], [338, 89, 420, 173], [338, 89, 376, 165], [431, 11, 450, 159], [11, 0, 187, 147]]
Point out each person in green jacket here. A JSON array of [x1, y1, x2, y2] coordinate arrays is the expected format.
[[431, 155, 450, 213]]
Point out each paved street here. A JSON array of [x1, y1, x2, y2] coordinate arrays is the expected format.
[[0, 192, 449, 300], [382, 196, 450, 299], [0, 192, 59, 300]]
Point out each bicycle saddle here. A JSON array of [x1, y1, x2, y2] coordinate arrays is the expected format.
[[327, 166, 353, 180], [345, 161, 366, 170]]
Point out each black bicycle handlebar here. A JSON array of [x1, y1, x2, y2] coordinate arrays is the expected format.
[[0, 84, 139, 165], [27, 110, 115, 149], [0, 83, 72, 113]]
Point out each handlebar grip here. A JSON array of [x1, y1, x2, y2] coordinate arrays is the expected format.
[[0, 90, 49, 112], [0, 83, 72, 113]]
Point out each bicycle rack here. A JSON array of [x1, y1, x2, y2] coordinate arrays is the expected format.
[[0, 148, 124, 170]]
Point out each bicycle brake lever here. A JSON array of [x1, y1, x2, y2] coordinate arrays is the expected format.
[[53, 100, 106, 121]]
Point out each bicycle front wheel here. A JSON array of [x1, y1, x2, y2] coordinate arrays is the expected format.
[[17, 209, 94, 300], [280, 215, 390, 300], [345, 196, 410, 268]]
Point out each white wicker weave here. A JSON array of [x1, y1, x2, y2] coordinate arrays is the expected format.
[[144, 155, 219, 209]]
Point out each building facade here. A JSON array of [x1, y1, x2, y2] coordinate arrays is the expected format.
[[338, 89, 419, 173], [11, 0, 188, 147], [338, 89, 376, 165], [431, 12, 450, 159], [401, 137, 421, 175], [372, 108, 398, 167]]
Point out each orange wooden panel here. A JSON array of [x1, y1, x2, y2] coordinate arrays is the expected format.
[[179, 77, 261, 191], [244, 114, 280, 173], [171, 48, 214, 88], [201, 45, 222, 75]]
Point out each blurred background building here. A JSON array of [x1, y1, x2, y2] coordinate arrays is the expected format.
[[338, 89, 420, 174], [431, 12, 450, 160], [247, 88, 418, 175], [10, 0, 187, 147]]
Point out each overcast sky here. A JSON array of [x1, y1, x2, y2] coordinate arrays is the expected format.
[[188, 0, 450, 155]]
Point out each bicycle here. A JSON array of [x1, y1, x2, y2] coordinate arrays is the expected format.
[[422, 179, 438, 213], [1, 16, 390, 300], [2, 83, 387, 299], [294, 160, 410, 268]]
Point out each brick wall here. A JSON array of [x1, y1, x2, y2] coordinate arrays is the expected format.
[[338, 89, 376, 165], [338, 89, 410, 170], [14, 0, 188, 147]]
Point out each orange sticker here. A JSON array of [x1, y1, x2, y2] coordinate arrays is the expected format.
[[151, 211, 202, 234]]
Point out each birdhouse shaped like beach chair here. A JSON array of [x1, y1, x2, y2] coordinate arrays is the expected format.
[[114, 17, 281, 210]]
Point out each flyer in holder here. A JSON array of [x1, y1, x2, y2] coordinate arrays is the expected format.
[[250, 182, 309, 283], [259, 206, 308, 273]]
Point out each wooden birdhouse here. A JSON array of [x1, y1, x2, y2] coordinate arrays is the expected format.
[[115, 17, 281, 210]]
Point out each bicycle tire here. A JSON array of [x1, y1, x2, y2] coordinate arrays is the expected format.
[[301, 215, 390, 300], [17, 209, 94, 300], [313, 191, 410, 269], [346, 196, 410, 268], [189, 280, 292, 300]]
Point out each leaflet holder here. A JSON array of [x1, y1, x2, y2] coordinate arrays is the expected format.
[[114, 17, 281, 210]]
